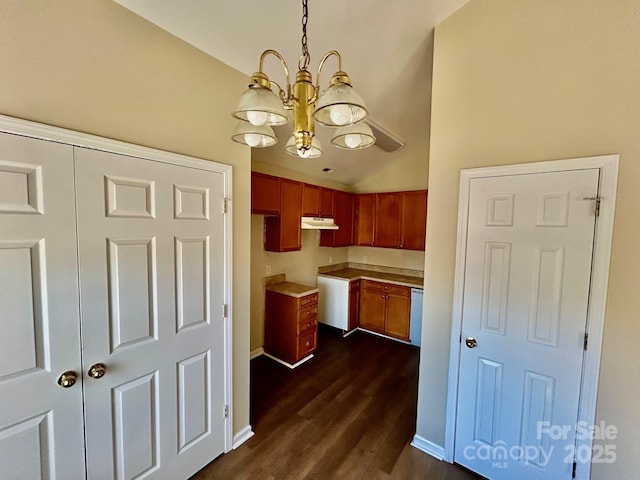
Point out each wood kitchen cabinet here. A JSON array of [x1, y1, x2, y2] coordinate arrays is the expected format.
[[320, 190, 354, 247], [302, 183, 321, 216], [251, 172, 281, 215], [354, 193, 375, 246], [264, 178, 302, 251], [400, 190, 428, 250], [374, 192, 402, 248], [264, 290, 318, 366], [319, 188, 334, 217], [359, 280, 410, 340], [354, 190, 427, 250]]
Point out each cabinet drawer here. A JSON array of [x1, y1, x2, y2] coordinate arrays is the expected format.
[[361, 280, 409, 297], [297, 330, 317, 357], [298, 303, 318, 322], [297, 315, 317, 335], [299, 293, 318, 308]]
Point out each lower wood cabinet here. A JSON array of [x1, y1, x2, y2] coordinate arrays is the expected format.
[[264, 290, 318, 365], [359, 280, 411, 340]]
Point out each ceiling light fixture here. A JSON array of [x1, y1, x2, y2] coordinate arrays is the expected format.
[[231, 0, 374, 158]]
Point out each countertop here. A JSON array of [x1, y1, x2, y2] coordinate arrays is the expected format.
[[265, 281, 319, 298], [318, 268, 424, 289]]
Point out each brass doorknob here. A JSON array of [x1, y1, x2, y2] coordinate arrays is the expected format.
[[465, 337, 478, 349], [57, 371, 78, 388], [88, 363, 106, 379]]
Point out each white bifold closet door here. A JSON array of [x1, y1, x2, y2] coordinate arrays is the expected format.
[[76, 147, 227, 480], [0, 131, 227, 480], [0, 132, 85, 480]]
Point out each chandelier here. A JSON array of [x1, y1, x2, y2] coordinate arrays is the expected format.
[[231, 0, 375, 158]]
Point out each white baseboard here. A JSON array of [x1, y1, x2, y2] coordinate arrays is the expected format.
[[411, 434, 446, 461], [249, 347, 264, 360], [232, 425, 254, 449], [263, 352, 313, 369]]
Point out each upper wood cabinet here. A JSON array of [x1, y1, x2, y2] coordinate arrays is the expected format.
[[302, 183, 320, 216], [251, 172, 280, 215], [354, 194, 375, 246], [319, 188, 334, 217], [319, 190, 354, 247], [374, 192, 402, 248], [264, 178, 302, 252], [400, 190, 428, 250], [354, 190, 427, 250]]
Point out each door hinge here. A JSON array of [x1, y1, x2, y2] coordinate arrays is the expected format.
[[572, 460, 577, 478], [222, 197, 228, 214], [583, 196, 601, 217], [584, 332, 589, 351], [224, 404, 229, 418], [223, 304, 228, 318]]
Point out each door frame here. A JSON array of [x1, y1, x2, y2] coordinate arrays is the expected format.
[[0, 114, 235, 453], [444, 155, 619, 480]]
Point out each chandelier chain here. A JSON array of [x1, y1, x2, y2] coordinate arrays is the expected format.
[[299, 0, 310, 70]]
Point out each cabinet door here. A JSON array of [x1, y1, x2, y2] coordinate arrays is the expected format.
[[251, 172, 280, 215], [355, 194, 375, 246], [385, 290, 411, 340], [374, 193, 401, 248], [348, 280, 360, 331], [320, 190, 354, 247], [319, 188, 334, 217], [400, 190, 428, 250], [265, 179, 302, 251], [359, 283, 386, 333], [302, 183, 320, 216]]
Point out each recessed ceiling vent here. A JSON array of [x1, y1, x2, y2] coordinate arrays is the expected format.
[[366, 119, 405, 153]]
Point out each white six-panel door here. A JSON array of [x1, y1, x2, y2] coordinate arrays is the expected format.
[[75, 147, 226, 480], [0, 133, 85, 479], [454, 169, 599, 480]]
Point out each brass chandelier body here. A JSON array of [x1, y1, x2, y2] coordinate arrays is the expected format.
[[231, 0, 375, 158]]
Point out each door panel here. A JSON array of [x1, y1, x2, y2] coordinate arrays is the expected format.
[[454, 169, 599, 480], [75, 147, 226, 480], [0, 132, 85, 480]]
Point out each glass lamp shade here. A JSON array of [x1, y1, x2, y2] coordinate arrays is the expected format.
[[331, 122, 376, 150], [284, 135, 323, 158], [232, 86, 288, 126], [231, 121, 277, 147], [313, 82, 368, 127]]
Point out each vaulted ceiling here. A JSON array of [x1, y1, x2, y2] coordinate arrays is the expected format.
[[114, 0, 469, 185]]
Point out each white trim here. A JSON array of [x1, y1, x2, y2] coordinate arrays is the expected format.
[[0, 114, 236, 454], [250, 347, 264, 360], [232, 425, 255, 449], [444, 155, 619, 480], [411, 434, 445, 460], [263, 352, 314, 369]]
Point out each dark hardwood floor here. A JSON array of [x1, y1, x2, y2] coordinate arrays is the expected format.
[[191, 325, 482, 479]]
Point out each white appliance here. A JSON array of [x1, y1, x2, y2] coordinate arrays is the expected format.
[[317, 275, 349, 330], [410, 288, 423, 346]]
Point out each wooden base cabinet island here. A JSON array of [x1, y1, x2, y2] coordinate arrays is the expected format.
[[264, 283, 319, 368]]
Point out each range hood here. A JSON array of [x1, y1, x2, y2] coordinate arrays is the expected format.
[[301, 216, 339, 230]]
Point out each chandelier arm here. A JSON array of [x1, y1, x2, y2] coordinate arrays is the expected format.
[[316, 50, 343, 89], [259, 49, 293, 101]]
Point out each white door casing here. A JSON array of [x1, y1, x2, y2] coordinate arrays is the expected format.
[[75, 147, 227, 480], [445, 155, 619, 480], [0, 132, 85, 480]]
